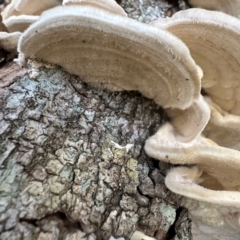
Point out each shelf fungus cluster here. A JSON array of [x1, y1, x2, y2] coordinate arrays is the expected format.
[[188, 0, 240, 19], [151, 8, 240, 151], [1, 0, 61, 20], [2, 0, 240, 239], [0, 0, 61, 62], [147, 6, 240, 240]]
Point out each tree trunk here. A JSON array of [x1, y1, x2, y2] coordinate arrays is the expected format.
[[0, 1, 192, 240]]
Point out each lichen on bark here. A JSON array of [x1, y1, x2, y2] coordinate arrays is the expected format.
[[0, 63, 191, 239]]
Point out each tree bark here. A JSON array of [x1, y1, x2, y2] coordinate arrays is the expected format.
[[0, 1, 192, 240]]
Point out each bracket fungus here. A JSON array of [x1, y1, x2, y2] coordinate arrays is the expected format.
[[8, 0, 240, 239], [188, 0, 240, 18], [62, 0, 128, 16], [17, 5, 211, 142], [165, 166, 240, 240], [17, 5, 202, 110], [3, 15, 39, 33], [144, 122, 240, 238], [150, 7, 240, 151], [1, 0, 61, 20], [151, 8, 240, 115]]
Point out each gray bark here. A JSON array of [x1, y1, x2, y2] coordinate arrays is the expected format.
[[0, 62, 191, 240], [0, 1, 192, 240]]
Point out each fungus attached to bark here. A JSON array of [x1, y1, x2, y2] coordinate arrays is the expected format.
[[18, 5, 202, 111], [165, 165, 240, 207], [144, 122, 240, 239], [165, 166, 240, 239], [145, 122, 240, 193], [151, 8, 240, 115], [63, 0, 127, 16], [188, 0, 240, 18], [145, 124, 240, 191]]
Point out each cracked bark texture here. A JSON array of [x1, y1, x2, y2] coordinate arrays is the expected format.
[[0, 0, 192, 240]]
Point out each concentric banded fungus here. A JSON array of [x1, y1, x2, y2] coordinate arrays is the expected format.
[[2, 0, 61, 20], [145, 123, 240, 192], [3, 15, 39, 33], [18, 5, 202, 111], [151, 9, 240, 115], [63, 0, 127, 16], [188, 0, 240, 18], [165, 166, 240, 240], [144, 123, 240, 239], [166, 166, 240, 207]]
